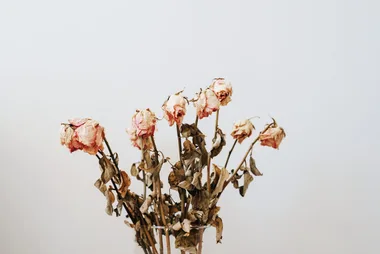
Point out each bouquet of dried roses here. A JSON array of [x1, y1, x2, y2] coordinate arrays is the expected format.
[[60, 78, 286, 254]]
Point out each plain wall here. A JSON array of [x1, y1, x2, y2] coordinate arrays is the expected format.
[[1, 1, 379, 253]]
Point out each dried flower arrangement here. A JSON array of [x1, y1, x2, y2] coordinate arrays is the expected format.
[[60, 78, 286, 254]]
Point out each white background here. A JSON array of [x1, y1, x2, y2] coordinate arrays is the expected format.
[[1, 1, 379, 253]]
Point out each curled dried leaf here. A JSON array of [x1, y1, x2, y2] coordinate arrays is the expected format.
[[94, 179, 107, 195], [250, 156, 263, 176], [124, 220, 134, 228], [140, 194, 155, 214], [182, 219, 191, 233], [105, 187, 115, 216], [99, 156, 117, 184], [211, 165, 230, 197], [130, 163, 138, 177], [118, 171, 131, 198], [178, 180, 193, 191], [239, 171, 254, 197], [175, 230, 198, 253], [211, 216, 223, 243], [173, 221, 182, 231], [210, 128, 226, 158], [191, 172, 202, 190]]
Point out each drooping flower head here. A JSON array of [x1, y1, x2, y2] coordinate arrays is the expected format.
[[210, 78, 233, 106], [162, 92, 187, 127], [60, 118, 105, 155], [231, 119, 255, 144], [127, 109, 157, 150], [194, 88, 220, 119], [259, 124, 286, 149]]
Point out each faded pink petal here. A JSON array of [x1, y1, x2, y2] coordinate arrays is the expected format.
[[162, 94, 187, 127], [259, 126, 286, 149], [231, 119, 254, 144], [195, 89, 220, 119], [131, 109, 156, 137], [210, 78, 233, 106]]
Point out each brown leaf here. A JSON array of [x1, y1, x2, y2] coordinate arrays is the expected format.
[[130, 163, 138, 177], [208, 206, 220, 223], [211, 216, 223, 243], [118, 171, 131, 198], [239, 171, 254, 197], [250, 156, 263, 176], [99, 156, 117, 184], [192, 190, 210, 223], [140, 193, 155, 214], [210, 128, 226, 158], [94, 179, 107, 195], [191, 172, 202, 190], [178, 180, 193, 191], [172, 221, 182, 231], [211, 165, 230, 197], [175, 230, 198, 253], [182, 219, 191, 233], [105, 186, 115, 216]]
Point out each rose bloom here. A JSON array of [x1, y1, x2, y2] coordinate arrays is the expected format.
[[127, 129, 153, 150], [131, 109, 156, 137], [194, 89, 220, 119], [230, 119, 255, 144], [259, 126, 286, 149], [60, 118, 105, 155], [162, 93, 187, 126], [210, 78, 233, 106]]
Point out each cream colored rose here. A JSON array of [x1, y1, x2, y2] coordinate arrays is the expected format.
[[210, 78, 233, 106], [131, 109, 156, 137], [230, 119, 255, 143], [194, 89, 220, 119], [162, 93, 187, 126], [60, 118, 105, 155], [259, 126, 286, 149]]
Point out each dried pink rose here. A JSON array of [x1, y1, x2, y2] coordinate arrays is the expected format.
[[259, 126, 286, 149], [210, 78, 233, 106], [60, 118, 105, 155], [127, 109, 157, 150], [131, 109, 157, 137], [162, 93, 187, 126], [231, 119, 255, 144], [194, 89, 220, 119]]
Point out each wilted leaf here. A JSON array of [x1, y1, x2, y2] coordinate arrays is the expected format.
[[178, 180, 193, 191], [105, 187, 115, 216], [116, 200, 123, 216], [99, 156, 117, 184], [211, 216, 223, 243], [172, 221, 182, 231], [130, 163, 138, 177], [239, 171, 254, 197], [208, 206, 220, 223], [118, 171, 131, 198], [250, 156, 263, 176], [94, 179, 107, 195], [192, 190, 210, 223], [140, 194, 155, 214], [210, 128, 226, 158], [211, 165, 230, 197], [124, 220, 134, 228], [182, 219, 191, 233], [181, 124, 208, 167], [191, 172, 202, 190]]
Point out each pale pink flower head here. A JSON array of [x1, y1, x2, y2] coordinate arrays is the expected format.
[[210, 78, 233, 106], [259, 126, 286, 149], [194, 88, 220, 119], [60, 118, 105, 155], [131, 109, 157, 137], [162, 93, 187, 127], [127, 128, 153, 150], [231, 119, 255, 144]]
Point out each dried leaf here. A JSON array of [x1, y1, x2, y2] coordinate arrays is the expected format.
[[250, 156, 263, 176], [182, 219, 191, 233], [118, 171, 131, 198], [94, 179, 107, 195], [130, 163, 138, 177], [99, 156, 117, 184], [208, 206, 220, 223], [211, 216, 223, 243], [172, 221, 182, 231], [124, 220, 134, 228], [178, 180, 193, 191], [239, 171, 254, 197], [210, 128, 226, 158], [211, 165, 230, 197], [105, 187, 115, 216], [192, 190, 210, 223], [191, 172, 202, 190], [140, 194, 155, 214], [116, 200, 123, 216]]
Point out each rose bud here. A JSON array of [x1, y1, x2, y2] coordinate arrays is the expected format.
[[231, 119, 255, 144], [131, 109, 157, 137], [194, 88, 220, 119], [162, 93, 187, 127], [60, 118, 105, 155], [259, 126, 286, 149], [210, 78, 233, 106]]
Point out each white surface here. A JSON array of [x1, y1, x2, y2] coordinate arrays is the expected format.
[[1, 0, 379, 253]]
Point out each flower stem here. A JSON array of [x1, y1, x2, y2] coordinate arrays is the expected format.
[[207, 109, 220, 193], [197, 228, 204, 254], [222, 122, 275, 191], [176, 124, 188, 221], [224, 139, 238, 168], [141, 139, 147, 201]]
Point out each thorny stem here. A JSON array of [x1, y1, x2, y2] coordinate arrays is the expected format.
[[222, 122, 275, 191], [224, 139, 238, 169], [151, 136, 171, 254]]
